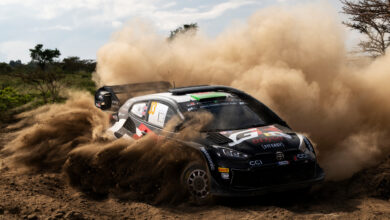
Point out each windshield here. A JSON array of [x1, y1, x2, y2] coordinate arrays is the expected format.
[[179, 99, 267, 131]]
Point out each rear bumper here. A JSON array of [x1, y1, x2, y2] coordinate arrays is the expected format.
[[210, 167, 325, 197]]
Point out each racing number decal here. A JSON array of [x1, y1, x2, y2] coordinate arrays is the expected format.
[[149, 101, 157, 115], [148, 102, 169, 127]]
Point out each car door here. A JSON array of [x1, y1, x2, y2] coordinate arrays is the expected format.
[[127, 101, 150, 139], [145, 100, 177, 136], [127, 100, 177, 139]]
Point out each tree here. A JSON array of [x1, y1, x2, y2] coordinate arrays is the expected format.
[[0, 62, 12, 74], [341, 0, 390, 56], [29, 44, 61, 70], [9, 60, 22, 68], [168, 23, 198, 41], [62, 56, 96, 73], [15, 44, 63, 103]]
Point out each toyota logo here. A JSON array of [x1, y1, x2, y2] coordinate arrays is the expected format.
[[275, 151, 284, 161]]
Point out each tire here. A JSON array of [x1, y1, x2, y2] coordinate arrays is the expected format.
[[181, 162, 212, 205]]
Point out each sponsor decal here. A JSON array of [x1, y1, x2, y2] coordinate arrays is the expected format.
[[190, 92, 226, 101], [249, 160, 263, 167], [261, 142, 285, 150], [218, 167, 229, 173], [220, 172, 230, 180], [296, 153, 308, 159], [200, 147, 215, 171], [227, 125, 292, 147], [252, 136, 284, 144], [275, 151, 284, 161], [228, 128, 258, 147], [148, 102, 169, 127], [134, 123, 156, 139], [277, 161, 289, 166]]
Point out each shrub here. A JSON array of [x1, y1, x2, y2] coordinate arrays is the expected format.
[[0, 87, 33, 112]]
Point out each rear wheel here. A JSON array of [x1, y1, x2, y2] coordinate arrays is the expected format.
[[181, 162, 212, 205]]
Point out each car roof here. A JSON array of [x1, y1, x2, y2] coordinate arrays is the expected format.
[[131, 91, 234, 104]]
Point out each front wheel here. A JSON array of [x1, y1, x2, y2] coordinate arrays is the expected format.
[[181, 162, 212, 205]]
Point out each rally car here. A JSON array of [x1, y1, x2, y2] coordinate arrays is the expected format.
[[95, 82, 325, 202]]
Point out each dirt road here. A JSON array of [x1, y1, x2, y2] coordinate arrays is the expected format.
[[1, 169, 390, 220], [1, 129, 390, 220]]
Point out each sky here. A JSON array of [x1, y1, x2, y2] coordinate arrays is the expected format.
[[0, 0, 355, 63]]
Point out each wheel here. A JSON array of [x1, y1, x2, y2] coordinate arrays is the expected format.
[[181, 162, 212, 205]]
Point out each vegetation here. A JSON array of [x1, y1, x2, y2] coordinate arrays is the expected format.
[[0, 44, 97, 123], [0, 87, 32, 112], [0, 23, 199, 123], [341, 0, 390, 57], [13, 44, 63, 103]]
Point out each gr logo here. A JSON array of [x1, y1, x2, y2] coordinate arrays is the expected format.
[[249, 160, 263, 166]]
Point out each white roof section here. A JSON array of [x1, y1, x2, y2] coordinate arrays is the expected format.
[[133, 91, 233, 103]]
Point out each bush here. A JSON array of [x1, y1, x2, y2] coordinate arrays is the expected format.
[[0, 87, 33, 112]]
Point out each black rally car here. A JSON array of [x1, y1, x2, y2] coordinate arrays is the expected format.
[[95, 82, 325, 201]]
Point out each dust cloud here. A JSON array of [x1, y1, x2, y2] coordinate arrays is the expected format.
[[94, 2, 390, 180], [1, 93, 209, 204], [2, 92, 110, 172]]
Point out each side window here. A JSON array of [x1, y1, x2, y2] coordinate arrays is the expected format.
[[130, 102, 148, 119], [165, 108, 175, 125], [148, 101, 176, 127]]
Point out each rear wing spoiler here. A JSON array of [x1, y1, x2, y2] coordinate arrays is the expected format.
[[95, 81, 172, 111]]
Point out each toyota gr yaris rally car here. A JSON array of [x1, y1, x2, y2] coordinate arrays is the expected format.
[[95, 82, 325, 202]]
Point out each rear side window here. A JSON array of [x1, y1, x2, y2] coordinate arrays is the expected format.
[[130, 102, 148, 119], [148, 101, 176, 127], [165, 108, 175, 125]]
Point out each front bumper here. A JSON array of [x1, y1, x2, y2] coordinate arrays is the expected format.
[[210, 164, 325, 197]]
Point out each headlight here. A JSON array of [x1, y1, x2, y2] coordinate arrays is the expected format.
[[303, 137, 315, 154], [298, 135, 316, 158], [212, 145, 249, 159]]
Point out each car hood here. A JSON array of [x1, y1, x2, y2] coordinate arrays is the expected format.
[[205, 125, 301, 155]]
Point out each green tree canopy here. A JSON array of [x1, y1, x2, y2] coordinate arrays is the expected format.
[[29, 44, 61, 70], [62, 56, 96, 73]]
